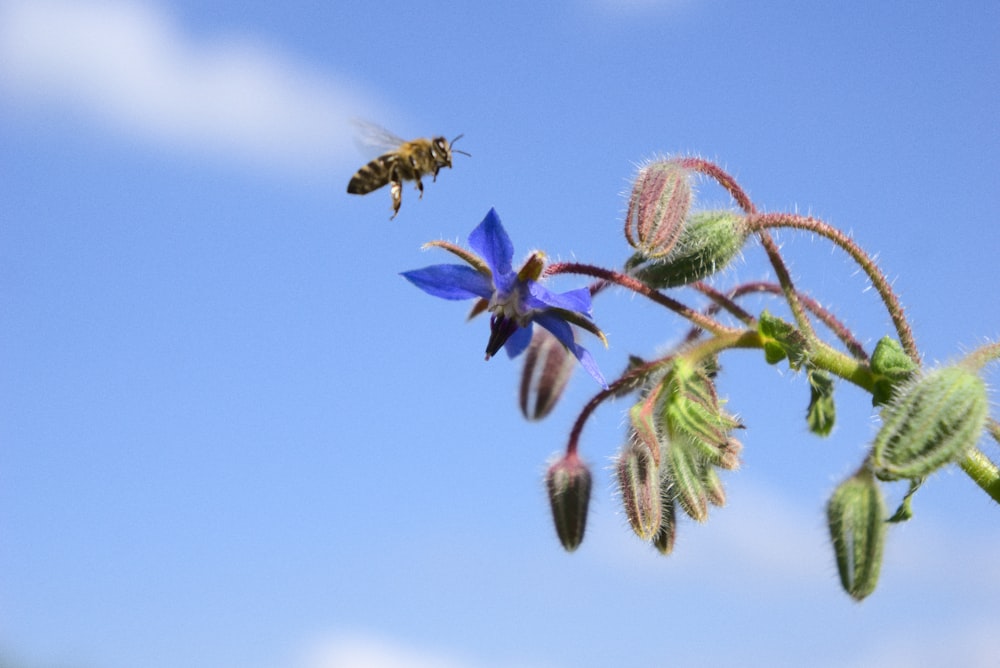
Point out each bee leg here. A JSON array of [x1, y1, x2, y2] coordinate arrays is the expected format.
[[390, 180, 403, 219], [414, 176, 425, 200]]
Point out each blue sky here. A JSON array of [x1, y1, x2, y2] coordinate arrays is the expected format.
[[2, 1, 1000, 666]]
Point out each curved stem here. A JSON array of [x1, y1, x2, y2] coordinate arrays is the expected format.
[[747, 212, 920, 363], [678, 158, 820, 351], [545, 262, 735, 336], [960, 341, 1000, 372]]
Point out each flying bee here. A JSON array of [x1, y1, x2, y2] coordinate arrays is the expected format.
[[347, 122, 470, 219]]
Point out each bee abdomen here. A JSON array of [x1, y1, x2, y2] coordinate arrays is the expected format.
[[347, 157, 393, 194]]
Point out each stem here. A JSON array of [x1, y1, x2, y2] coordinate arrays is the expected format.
[[546, 262, 735, 336], [747, 212, 920, 363], [678, 157, 820, 351], [959, 448, 1000, 504], [565, 356, 673, 456], [960, 341, 1000, 372]]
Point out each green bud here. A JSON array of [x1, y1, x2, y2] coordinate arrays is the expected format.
[[625, 159, 693, 258], [869, 336, 919, 406], [545, 453, 592, 551], [827, 466, 886, 601], [665, 434, 709, 523], [616, 439, 662, 540], [871, 365, 988, 481], [630, 210, 748, 289], [662, 359, 742, 467], [520, 328, 576, 420], [807, 368, 836, 437], [702, 465, 727, 507]]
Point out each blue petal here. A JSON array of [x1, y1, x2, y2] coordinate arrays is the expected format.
[[534, 312, 608, 388], [468, 208, 514, 280], [401, 265, 493, 300], [502, 322, 533, 358], [525, 283, 593, 317]]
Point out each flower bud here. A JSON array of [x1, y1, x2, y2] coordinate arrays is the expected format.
[[630, 210, 748, 289], [871, 365, 988, 481], [616, 439, 662, 540], [625, 159, 692, 258], [702, 466, 727, 507], [827, 466, 886, 601], [545, 453, 592, 551], [662, 359, 742, 466], [628, 383, 666, 466], [520, 329, 576, 420], [666, 434, 709, 523]]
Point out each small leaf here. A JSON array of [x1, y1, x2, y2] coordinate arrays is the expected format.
[[807, 368, 836, 436], [887, 478, 923, 523], [758, 311, 809, 369]]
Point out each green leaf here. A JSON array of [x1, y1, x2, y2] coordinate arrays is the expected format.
[[807, 368, 836, 436]]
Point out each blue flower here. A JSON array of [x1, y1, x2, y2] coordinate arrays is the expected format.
[[402, 208, 608, 388]]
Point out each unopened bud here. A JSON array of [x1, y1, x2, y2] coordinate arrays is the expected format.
[[520, 329, 575, 420], [616, 439, 662, 540], [545, 453, 592, 551], [625, 159, 692, 258], [631, 210, 747, 289], [666, 434, 709, 523], [871, 365, 988, 481], [827, 466, 886, 601], [702, 466, 727, 507]]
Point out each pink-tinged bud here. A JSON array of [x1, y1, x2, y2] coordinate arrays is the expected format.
[[827, 466, 886, 601], [615, 439, 662, 540], [625, 159, 692, 258], [546, 453, 592, 552], [520, 329, 576, 421]]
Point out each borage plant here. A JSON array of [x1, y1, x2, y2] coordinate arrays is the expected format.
[[402, 157, 1000, 600]]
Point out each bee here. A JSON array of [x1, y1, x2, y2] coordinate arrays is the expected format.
[[347, 123, 469, 219]]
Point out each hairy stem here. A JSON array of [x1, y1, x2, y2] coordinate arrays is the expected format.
[[678, 157, 821, 351], [746, 212, 919, 363], [959, 448, 1000, 505], [545, 262, 735, 336]]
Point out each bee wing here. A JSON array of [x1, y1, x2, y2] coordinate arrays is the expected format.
[[351, 119, 407, 156]]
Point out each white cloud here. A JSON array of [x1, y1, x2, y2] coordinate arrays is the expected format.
[[298, 632, 474, 668], [0, 0, 382, 174]]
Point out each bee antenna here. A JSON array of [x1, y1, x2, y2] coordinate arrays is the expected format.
[[450, 134, 471, 157]]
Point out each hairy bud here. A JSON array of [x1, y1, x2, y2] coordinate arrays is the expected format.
[[871, 365, 988, 481], [665, 434, 709, 523], [827, 466, 886, 601], [629, 210, 747, 289], [616, 439, 662, 540], [625, 159, 692, 258], [546, 453, 593, 551], [520, 329, 576, 420]]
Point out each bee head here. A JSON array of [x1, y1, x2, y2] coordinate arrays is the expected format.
[[430, 134, 471, 169]]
